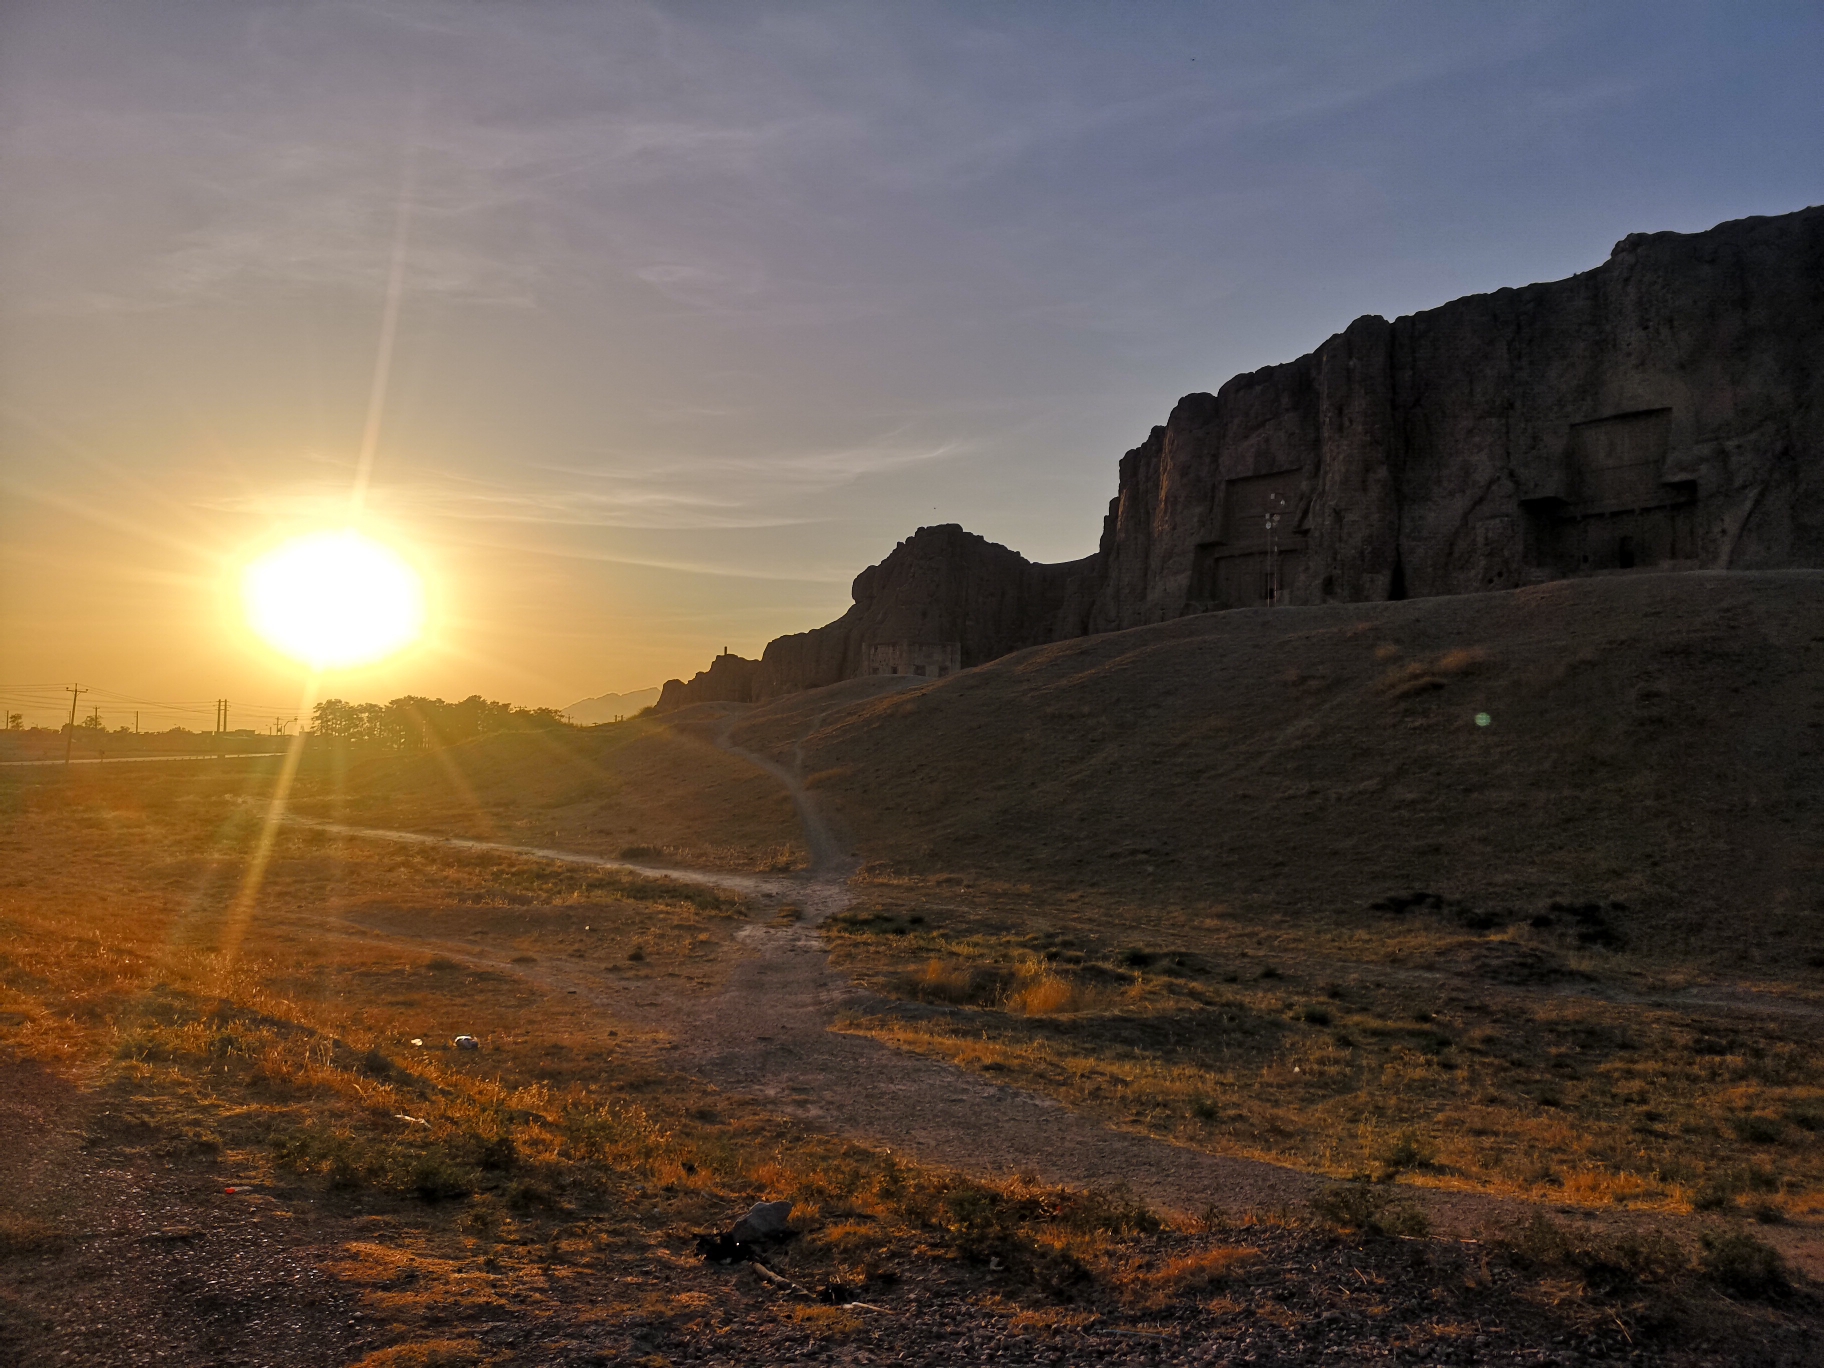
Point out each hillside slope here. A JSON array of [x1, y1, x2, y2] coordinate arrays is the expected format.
[[733, 571, 1824, 965], [291, 715, 804, 871]]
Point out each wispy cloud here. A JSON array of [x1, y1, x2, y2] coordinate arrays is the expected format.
[[190, 430, 974, 533]]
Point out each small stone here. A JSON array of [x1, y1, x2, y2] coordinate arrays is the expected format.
[[729, 1199, 792, 1244]]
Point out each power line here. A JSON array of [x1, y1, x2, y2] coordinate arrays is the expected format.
[[64, 684, 87, 766], [0, 684, 298, 730]]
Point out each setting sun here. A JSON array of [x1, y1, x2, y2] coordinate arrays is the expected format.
[[242, 529, 426, 669]]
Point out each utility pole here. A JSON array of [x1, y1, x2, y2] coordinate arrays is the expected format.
[[64, 683, 87, 766], [134, 711, 139, 734]]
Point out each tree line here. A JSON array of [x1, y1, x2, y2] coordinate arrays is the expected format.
[[309, 695, 571, 749]]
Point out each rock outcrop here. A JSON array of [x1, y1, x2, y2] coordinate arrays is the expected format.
[[657, 525, 1093, 710], [659, 204, 1824, 710], [655, 650, 764, 712]]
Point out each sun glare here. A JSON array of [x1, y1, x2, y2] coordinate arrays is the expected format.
[[242, 529, 426, 669]]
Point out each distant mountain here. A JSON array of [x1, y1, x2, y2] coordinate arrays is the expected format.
[[564, 687, 661, 725]]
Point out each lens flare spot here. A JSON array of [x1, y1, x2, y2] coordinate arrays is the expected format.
[[242, 530, 425, 668], [1474, 712, 1492, 727]]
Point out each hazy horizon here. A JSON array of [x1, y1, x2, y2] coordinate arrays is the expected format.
[[4, 1, 1820, 726]]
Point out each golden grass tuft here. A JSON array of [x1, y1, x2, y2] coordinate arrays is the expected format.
[[1434, 646, 1491, 674], [1007, 972, 1082, 1016], [1009, 1307, 1097, 1332], [1121, 1246, 1258, 1307], [1376, 646, 1492, 698], [912, 958, 980, 1003], [811, 1220, 890, 1257], [349, 1340, 489, 1368], [787, 1304, 866, 1337]]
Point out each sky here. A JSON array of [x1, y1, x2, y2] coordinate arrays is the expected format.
[[2, 1, 1820, 726]]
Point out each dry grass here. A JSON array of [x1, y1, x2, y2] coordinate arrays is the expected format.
[[826, 878, 1824, 1223], [908, 958, 987, 1004], [2, 732, 1817, 1360], [0, 759, 1239, 1346], [1007, 971, 1088, 1017], [1118, 1246, 1257, 1308], [786, 1304, 866, 1337], [349, 1341, 490, 1368], [1376, 645, 1492, 697]]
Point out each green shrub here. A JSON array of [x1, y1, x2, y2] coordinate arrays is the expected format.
[[1379, 1132, 1432, 1174], [929, 1179, 1158, 1292], [1310, 1183, 1429, 1238], [1699, 1232, 1789, 1299], [475, 1133, 518, 1172], [506, 1178, 558, 1211], [1691, 1182, 1732, 1212], [409, 1154, 475, 1201], [326, 1151, 365, 1191], [1498, 1214, 1688, 1293], [1729, 1113, 1784, 1145]]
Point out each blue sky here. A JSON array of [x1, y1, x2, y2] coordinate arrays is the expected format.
[[2, 1, 1819, 714]]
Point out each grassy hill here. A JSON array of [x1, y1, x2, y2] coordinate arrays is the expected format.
[[734, 570, 1824, 970]]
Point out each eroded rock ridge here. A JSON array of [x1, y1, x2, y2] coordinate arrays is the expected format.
[[659, 205, 1824, 710]]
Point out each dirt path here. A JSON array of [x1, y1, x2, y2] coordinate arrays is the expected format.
[[292, 740, 1824, 1277], [289, 825, 1342, 1217]]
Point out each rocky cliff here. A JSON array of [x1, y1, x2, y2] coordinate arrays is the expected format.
[[1085, 204, 1824, 626], [657, 525, 1094, 710], [659, 204, 1824, 710]]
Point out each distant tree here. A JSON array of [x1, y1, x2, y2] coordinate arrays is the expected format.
[[77, 712, 103, 731], [310, 694, 573, 749], [4, 712, 20, 731]]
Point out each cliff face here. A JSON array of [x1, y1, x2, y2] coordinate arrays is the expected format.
[[1084, 205, 1824, 626], [660, 205, 1824, 711]]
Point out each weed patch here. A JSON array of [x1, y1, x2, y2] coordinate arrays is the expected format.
[[1699, 1231, 1790, 1299], [1309, 1183, 1430, 1238]]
